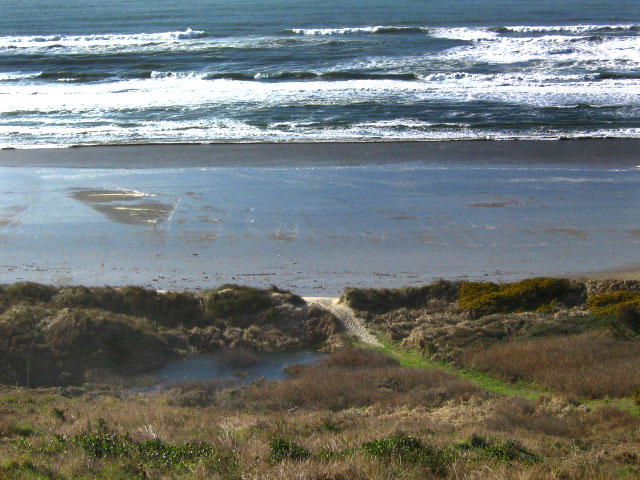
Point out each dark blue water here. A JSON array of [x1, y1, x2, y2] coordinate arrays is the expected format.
[[1, 0, 639, 147]]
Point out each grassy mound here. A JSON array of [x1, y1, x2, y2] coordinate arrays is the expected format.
[[0, 283, 335, 387], [342, 280, 460, 316]]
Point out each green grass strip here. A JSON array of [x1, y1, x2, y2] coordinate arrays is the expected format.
[[363, 333, 640, 417]]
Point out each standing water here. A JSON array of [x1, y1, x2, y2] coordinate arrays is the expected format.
[[150, 350, 325, 389]]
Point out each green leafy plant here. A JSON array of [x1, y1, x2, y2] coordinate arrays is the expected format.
[[65, 419, 235, 471], [362, 434, 450, 475], [268, 438, 310, 462]]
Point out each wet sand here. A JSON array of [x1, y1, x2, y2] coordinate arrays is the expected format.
[[1, 138, 640, 168], [0, 140, 639, 295]]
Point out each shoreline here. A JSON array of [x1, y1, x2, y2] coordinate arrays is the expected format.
[[1, 138, 638, 295], [1, 137, 640, 168]]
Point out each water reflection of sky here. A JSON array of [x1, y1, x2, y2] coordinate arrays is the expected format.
[[0, 162, 639, 294], [153, 350, 325, 387]]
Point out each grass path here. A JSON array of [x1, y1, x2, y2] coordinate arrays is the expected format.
[[308, 297, 640, 416], [372, 336, 640, 415]]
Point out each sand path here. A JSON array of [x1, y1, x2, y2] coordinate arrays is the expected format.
[[303, 297, 383, 347]]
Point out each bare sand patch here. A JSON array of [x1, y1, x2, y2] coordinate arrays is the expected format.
[[542, 227, 590, 239], [625, 228, 640, 239], [0, 204, 27, 227], [70, 188, 174, 225], [93, 202, 174, 225], [267, 230, 297, 242]]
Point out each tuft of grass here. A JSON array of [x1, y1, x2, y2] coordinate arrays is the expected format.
[[9, 422, 37, 438], [319, 348, 399, 369], [362, 434, 450, 475], [269, 438, 310, 462], [50, 408, 65, 422], [65, 419, 236, 471], [457, 434, 541, 463], [458, 278, 583, 318]]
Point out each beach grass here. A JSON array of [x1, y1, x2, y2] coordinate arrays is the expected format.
[[1, 279, 640, 479]]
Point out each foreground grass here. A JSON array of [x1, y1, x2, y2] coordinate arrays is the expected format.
[[1, 348, 639, 479]]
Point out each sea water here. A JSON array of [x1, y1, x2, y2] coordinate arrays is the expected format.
[[1, 0, 639, 147]]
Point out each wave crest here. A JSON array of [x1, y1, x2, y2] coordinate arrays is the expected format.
[[0, 28, 207, 49], [287, 26, 428, 35]]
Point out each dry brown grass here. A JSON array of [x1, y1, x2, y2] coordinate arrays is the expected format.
[[169, 348, 482, 412], [0, 383, 638, 480], [464, 333, 640, 398], [1, 361, 640, 480]]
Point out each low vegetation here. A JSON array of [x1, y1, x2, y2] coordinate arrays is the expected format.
[[1, 278, 640, 478], [458, 277, 584, 318], [465, 333, 640, 398], [344, 278, 640, 400], [0, 282, 338, 386], [0, 347, 638, 479]]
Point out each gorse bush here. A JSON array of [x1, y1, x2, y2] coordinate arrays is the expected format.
[[588, 290, 640, 317], [458, 278, 582, 318]]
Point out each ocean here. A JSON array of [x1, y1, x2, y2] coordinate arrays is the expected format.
[[1, 0, 639, 148]]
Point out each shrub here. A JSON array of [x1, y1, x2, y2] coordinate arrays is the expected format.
[[68, 419, 235, 470], [362, 434, 449, 475], [2, 282, 56, 304], [458, 278, 582, 318], [343, 280, 460, 315], [588, 291, 640, 330], [269, 438, 310, 462], [204, 285, 274, 318]]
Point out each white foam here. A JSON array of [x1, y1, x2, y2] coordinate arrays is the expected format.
[[289, 26, 428, 35], [501, 24, 639, 34], [0, 28, 206, 49], [429, 27, 498, 41], [440, 34, 640, 69]]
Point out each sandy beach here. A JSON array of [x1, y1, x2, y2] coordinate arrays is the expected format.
[[1, 139, 639, 295]]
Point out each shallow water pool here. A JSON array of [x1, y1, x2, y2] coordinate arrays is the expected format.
[[149, 350, 325, 389]]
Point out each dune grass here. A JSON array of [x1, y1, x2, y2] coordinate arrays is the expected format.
[[347, 278, 640, 413], [0, 282, 337, 387], [0, 346, 639, 479]]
